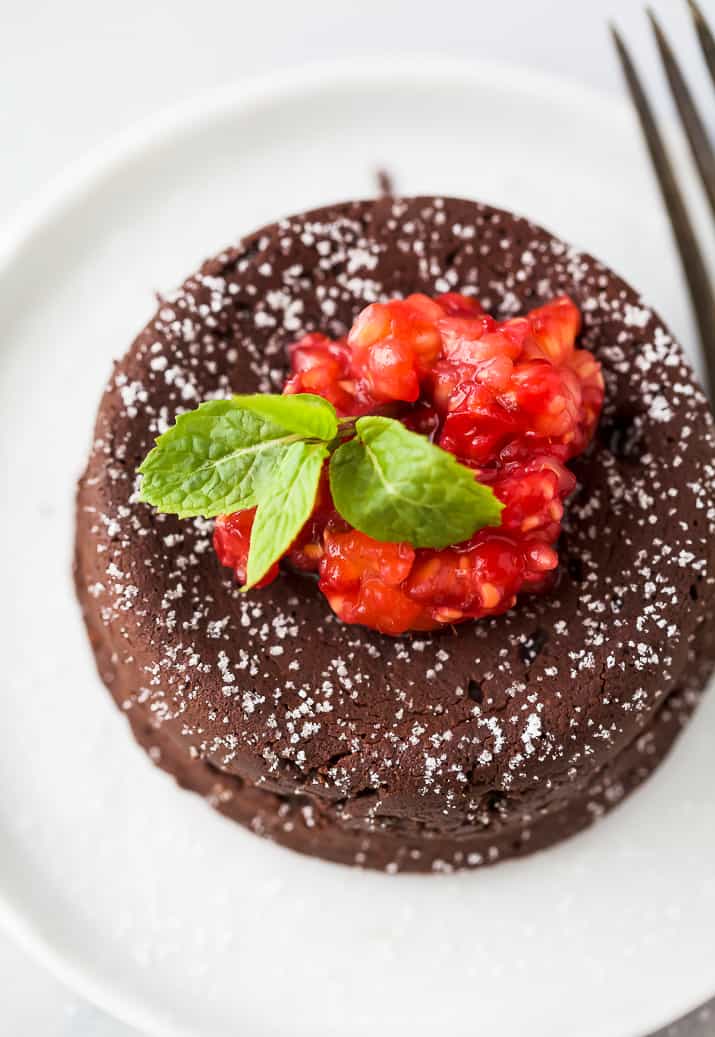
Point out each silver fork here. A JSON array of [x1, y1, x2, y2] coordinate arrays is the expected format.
[[611, 1, 715, 398]]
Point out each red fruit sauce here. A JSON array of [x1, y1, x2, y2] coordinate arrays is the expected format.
[[213, 292, 604, 634]]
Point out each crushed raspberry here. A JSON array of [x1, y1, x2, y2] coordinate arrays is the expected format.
[[348, 296, 443, 403], [214, 291, 604, 634], [283, 334, 356, 415]]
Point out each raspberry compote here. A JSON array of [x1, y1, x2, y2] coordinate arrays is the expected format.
[[214, 292, 604, 634]]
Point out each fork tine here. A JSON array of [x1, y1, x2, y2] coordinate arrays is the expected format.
[[610, 25, 715, 398], [687, 0, 715, 91], [648, 8, 715, 221]]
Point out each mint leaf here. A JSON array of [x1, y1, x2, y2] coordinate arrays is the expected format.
[[231, 393, 338, 441], [138, 398, 307, 518], [329, 416, 503, 548], [244, 440, 327, 589]]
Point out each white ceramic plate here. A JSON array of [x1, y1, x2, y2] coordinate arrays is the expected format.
[[1, 58, 714, 1037]]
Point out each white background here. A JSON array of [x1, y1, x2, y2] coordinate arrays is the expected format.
[[1, 0, 714, 1033]]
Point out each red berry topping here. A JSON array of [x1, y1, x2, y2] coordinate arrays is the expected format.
[[434, 291, 485, 317], [319, 527, 433, 635], [213, 290, 604, 634], [283, 333, 356, 415], [348, 296, 443, 402]]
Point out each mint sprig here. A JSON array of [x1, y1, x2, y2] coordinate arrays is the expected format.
[[138, 393, 504, 589]]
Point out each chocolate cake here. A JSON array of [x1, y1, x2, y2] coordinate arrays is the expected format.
[[74, 196, 715, 873]]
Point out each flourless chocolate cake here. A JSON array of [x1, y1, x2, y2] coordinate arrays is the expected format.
[[75, 196, 715, 872]]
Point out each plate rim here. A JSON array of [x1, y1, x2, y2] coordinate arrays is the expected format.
[[0, 54, 710, 1037], [0, 54, 637, 273]]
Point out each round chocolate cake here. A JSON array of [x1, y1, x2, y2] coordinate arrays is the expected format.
[[75, 196, 715, 873]]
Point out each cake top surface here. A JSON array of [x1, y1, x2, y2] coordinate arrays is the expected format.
[[78, 195, 715, 805]]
